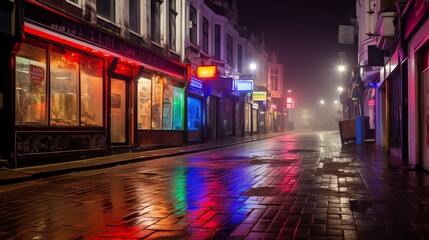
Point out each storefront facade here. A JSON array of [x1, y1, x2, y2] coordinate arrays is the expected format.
[[404, 0, 429, 169], [3, 1, 187, 167]]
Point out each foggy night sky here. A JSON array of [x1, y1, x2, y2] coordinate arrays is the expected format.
[[237, 0, 353, 111]]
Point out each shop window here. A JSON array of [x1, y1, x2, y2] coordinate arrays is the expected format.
[[138, 75, 183, 130], [16, 40, 104, 128], [173, 87, 184, 130], [15, 42, 48, 125], [188, 97, 202, 131], [163, 83, 173, 129], [50, 45, 80, 126], [80, 55, 103, 127], [96, 0, 115, 22], [137, 77, 152, 129], [152, 76, 164, 129]]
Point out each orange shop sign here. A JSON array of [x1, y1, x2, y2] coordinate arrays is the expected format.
[[197, 65, 217, 79]]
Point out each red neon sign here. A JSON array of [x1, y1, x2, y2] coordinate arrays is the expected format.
[[286, 97, 295, 109], [197, 66, 217, 79]]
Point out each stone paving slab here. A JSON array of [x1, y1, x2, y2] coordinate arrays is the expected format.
[[1, 131, 429, 239]]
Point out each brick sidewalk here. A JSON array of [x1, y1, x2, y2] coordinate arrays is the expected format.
[[1, 131, 429, 239]]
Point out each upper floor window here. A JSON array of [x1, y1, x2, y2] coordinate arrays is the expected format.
[[237, 44, 242, 73], [270, 68, 279, 91], [66, 0, 80, 6], [96, 0, 115, 22], [202, 17, 209, 53], [129, 0, 140, 33], [214, 24, 221, 60], [169, 0, 177, 51], [151, 0, 163, 44], [226, 35, 233, 66], [189, 6, 197, 45]]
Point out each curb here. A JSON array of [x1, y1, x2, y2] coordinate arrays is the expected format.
[[0, 133, 286, 185]]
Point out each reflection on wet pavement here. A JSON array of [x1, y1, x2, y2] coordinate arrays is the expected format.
[[1, 131, 429, 239]]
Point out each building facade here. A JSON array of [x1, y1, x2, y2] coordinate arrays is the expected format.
[[0, 0, 285, 168], [1, 0, 189, 167], [356, 0, 429, 169]]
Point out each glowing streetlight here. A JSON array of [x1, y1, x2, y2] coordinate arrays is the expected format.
[[337, 86, 343, 92], [249, 62, 257, 71], [334, 100, 338, 104], [337, 65, 346, 73], [288, 89, 292, 93], [320, 100, 325, 105]]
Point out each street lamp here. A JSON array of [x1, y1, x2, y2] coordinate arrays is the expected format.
[[320, 100, 325, 105], [337, 86, 343, 92], [249, 62, 257, 72], [337, 64, 346, 73]]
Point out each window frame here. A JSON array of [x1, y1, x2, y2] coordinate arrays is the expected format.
[[169, 0, 178, 51], [189, 5, 198, 45], [214, 24, 221, 60], [66, 0, 81, 8], [151, 0, 164, 44], [96, 0, 115, 23], [237, 44, 242, 72], [202, 17, 209, 53], [129, 0, 141, 34], [226, 34, 233, 67]]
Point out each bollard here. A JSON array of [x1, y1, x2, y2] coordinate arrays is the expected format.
[[356, 116, 365, 144]]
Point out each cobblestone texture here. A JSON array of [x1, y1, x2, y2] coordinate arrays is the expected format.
[[1, 131, 429, 239]]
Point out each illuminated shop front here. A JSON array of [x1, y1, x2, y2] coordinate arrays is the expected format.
[[252, 91, 267, 134], [135, 74, 185, 146], [4, 1, 187, 167], [187, 78, 205, 142], [234, 80, 254, 135], [14, 37, 108, 167]]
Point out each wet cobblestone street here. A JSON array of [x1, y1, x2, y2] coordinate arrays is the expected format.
[[1, 131, 429, 239]]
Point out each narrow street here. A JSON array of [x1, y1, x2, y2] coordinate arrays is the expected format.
[[1, 131, 429, 239]]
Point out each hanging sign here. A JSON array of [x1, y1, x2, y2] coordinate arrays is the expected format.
[[286, 97, 295, 109], [197, 65, 217, 79], [253, 91, 267, 101], [234, 80, 254, 91]]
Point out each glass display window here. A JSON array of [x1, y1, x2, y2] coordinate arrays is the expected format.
[[244, 103, 250, 132], [15, 42, 48, 125], [137, 75, 184, 131], [50, 45, 79, 126], [152, 75, 164, 129], [15, 39, 105, 128], [173, 87, 184, 130], [187, 97, 202, 131], [80, 55, 103, 127], [162, 82, 173, 129], [137, 77, 152, 129]]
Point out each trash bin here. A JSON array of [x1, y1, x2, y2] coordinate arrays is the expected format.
[[338, 119, 356, 145], [356, 116, 365, 144]]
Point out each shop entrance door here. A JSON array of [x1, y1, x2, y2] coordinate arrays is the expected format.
[[422, 69, 429, 170], [208, 96, 219, 141], [110, 78, 128, 144]]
